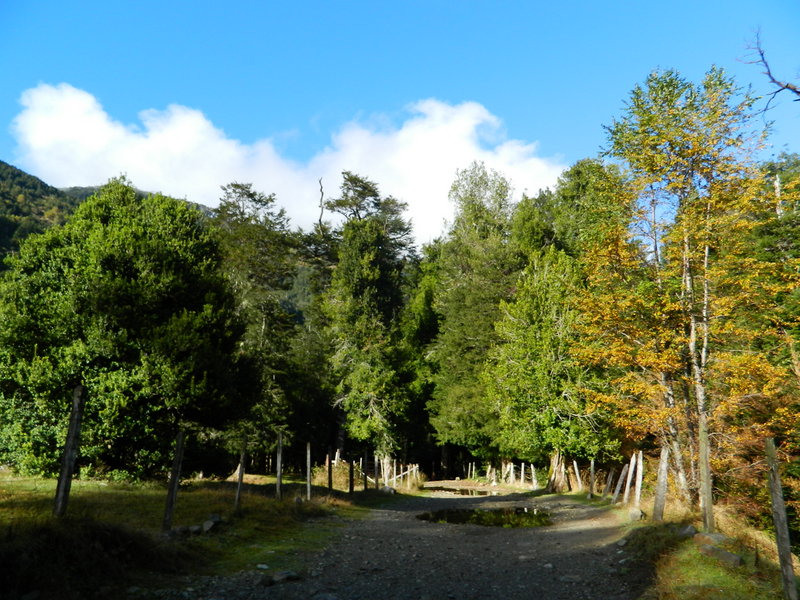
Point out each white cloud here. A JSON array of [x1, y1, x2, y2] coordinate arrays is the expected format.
[[11, 83, 566, 244]]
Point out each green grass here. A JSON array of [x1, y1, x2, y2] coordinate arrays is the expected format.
[[0, 473, 393, 599], [650, 541, 786, 599], [613, 509, 790, 600]]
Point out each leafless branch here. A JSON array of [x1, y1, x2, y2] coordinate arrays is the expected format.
[[745, 33, 800, 113]]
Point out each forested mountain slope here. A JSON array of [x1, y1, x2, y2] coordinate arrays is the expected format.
[[0, 160, 83, 257]]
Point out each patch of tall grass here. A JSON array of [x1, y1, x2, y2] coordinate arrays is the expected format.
[[0, 474, 347, 599]]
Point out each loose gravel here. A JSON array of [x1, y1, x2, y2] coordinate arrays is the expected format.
[[134, 482, 652, 600]]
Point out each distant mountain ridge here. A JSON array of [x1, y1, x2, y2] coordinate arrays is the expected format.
[[0, 161, 212, 263]]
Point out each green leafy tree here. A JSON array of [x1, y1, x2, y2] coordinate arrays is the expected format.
[[323, 173, 413, 457], [210, 183, 299, 459], [428, 162, 522, 457], [0, 178, 247, 478]]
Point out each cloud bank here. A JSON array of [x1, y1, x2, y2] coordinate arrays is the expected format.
[[12, 83, 566, 243]]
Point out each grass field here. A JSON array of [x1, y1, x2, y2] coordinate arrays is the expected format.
[[0, 471, 385, 599]]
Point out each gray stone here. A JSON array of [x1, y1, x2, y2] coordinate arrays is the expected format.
[[628, 508, 645, 521], [678, 524, 698, 537], [616, 538, 628, 547], [188, 524, 202, 535], [208, 513, 222, 523], [542, 563, 553, 569], [698, 544, 744, 567], [380, 485, 396, 494], [202, 519, 216, 533], [256, 563, 270, 570], [272, 570, 301, 583]]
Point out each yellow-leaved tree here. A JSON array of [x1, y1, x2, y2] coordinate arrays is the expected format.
[[576, 68, 800, 531]]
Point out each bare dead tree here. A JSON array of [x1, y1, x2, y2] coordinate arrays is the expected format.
[[318, 177, 325, 228], [746, 33, 800, 111]]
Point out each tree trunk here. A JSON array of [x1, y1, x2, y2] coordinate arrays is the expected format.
[[53, 385, 86, 518], [546, 451, 569, 493], [697, 410, 715, 532], [765, 438, 799, 600]]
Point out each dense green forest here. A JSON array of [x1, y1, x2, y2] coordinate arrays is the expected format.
[[0, 68, 798, 543]]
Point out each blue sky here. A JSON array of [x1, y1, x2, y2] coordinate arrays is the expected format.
[[2, 1, 799, 242]]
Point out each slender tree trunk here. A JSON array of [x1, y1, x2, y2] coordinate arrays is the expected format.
[[765, 438, 799, 600], [684, 225, 715, 531], [53, 385, 86, 518], [660, 374, 692, 503], [162, 429, 186, 532]]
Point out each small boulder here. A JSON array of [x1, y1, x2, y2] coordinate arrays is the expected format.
[[628, 508, 645, 521], [272, 570, 301, 584], [698, 544, 744, 567], [678, 524, 698, 537], [380, 486, 396, 495], [202, 519, 215, 533]]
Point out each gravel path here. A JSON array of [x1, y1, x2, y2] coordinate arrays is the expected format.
[[138, 483, 652, 600]]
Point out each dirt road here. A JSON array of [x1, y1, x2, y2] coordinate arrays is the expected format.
[[141, 482, 651, 600]]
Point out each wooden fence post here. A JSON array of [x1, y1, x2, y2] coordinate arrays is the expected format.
[[53, 385, 86, 518], [363, 450, 368, 491], [572, 460, 583, 492], [622, 453, 637, 505], [766, 438, 799, 600], [652, 445, 670, 521], [602, 467, 616, 499], [611, 464, 629, 504], [306, 442, 312, 501], [588, 459, 595, 499], [234, 442, 246, 512], [162, 429, 186, 532], [634, 450, 644, 509], [327, 449, 333, 492], [276, 432, 283, 500], [349, 458, 355, 494]]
